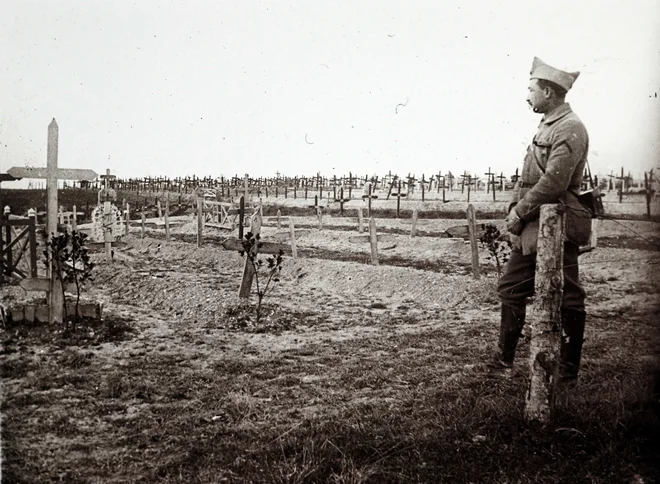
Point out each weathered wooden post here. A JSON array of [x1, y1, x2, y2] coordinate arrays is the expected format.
[[238, 211, 262, 299], [411, 208, 418, 237], [164, 198, 170, 242], [466, 204, 480, 279], [339, 187, 345, 216], [157, 199, 163, 220], [238, 196, 245, 240], [277, 209, 282, 229], [72, 205, 78, 231], [467, 175, 472, 203], [102, 171, 114, 262], [28, 208, 37, 278], [3, 206, 12, 278], [289, 219, 298, 259], [367, 183, 372, 217], [644, 171, 652, 218], [141, 208, 146, 238], [524, 204, 565, 423], [317, 206, 323, 230], [368, 217, 379, 266], [197, 198, 203, 247], [124, 203, 130, 236], [357, 208, 364, 233], [396, 180, 402, 218]]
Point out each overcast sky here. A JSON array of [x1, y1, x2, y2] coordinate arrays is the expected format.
[[1, 0, 659, 185]]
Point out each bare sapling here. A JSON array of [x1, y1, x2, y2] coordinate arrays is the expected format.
[[479, 224, 512, 278], [241, 231, 284, 323], [43, 230, 95, 328]]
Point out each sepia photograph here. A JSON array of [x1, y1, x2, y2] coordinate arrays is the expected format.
[[1, 1, 659, 482]]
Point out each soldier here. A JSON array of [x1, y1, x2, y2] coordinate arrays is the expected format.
[[490, 57, 592, 381]]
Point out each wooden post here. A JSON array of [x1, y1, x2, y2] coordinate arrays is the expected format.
[[396, 180, 401, 218], [238, 196, 245, 240], [103, 197, 112, 261], [289, 219, 298, 259], [125, 203, 130, 236], [164, 198, 170, 242], [157, 199, 163, 219], [238, 212, 262, 299], [141, 209, 146, 238], [368, 217, 379, 266], [590, 218, 599, 249], [645, 172, 651, 218], [367, 183, 372, 217], [276, 209, 281, 229], [524, 204, 566, 423], [466, 204, 480, 279], [72, 205, 77, 231], [357, 208, 364, 233], [467, 175, 471, 203], [28, 209, 37, 278], [197, 198, 203, 247], [339, 187, 345, 216], [411, 208, 418, 237], [317, 206, 323, 230], [4, 206, 12, 277]]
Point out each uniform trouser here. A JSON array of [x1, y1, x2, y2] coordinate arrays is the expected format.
[[497, 242, 585, 312], [494, 243, 586, 368]]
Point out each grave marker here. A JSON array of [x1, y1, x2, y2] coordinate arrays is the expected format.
[[466, 204, 480, 279]]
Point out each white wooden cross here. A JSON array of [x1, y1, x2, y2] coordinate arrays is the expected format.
[[7, 120, 97, 323]]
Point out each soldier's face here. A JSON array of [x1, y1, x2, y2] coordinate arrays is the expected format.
[[526, 80, 549, 113]]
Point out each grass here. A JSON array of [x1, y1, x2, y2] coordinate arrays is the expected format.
[[2, 303, 659, 483]]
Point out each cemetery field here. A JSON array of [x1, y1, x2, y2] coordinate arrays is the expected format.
[[2, 194, 660, 483]]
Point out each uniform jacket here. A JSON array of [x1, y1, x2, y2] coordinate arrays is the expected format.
[[510, 102, 592, 255]]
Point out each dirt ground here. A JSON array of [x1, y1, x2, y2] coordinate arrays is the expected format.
[[2, 194, 660, 483]]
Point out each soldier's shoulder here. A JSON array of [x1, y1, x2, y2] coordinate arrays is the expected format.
[[556, 111, 588, 137]]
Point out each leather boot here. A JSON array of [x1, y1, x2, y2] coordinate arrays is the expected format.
[[489, 304, 526, 374], [560, 309, 586, 382]]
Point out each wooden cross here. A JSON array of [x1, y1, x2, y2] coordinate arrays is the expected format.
[[484, 167, 495, 193], [447, 171, 455, 190], [615, 167, 627, 202], [405, 174, 416, 195], [9, 120, 91, 323], [460, 171, 470, 193], [497, 172, 507, 191]]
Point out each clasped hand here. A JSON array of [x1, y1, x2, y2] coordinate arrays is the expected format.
[[505, 208, 524, 235]]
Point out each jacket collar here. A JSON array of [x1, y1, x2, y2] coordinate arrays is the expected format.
[[540, 102, 572, 125]]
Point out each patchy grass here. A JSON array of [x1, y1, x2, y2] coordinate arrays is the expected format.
[[2, 302, 659, 483]]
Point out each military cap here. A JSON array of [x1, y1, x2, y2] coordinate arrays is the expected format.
[[530, 57, 580, 92]]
